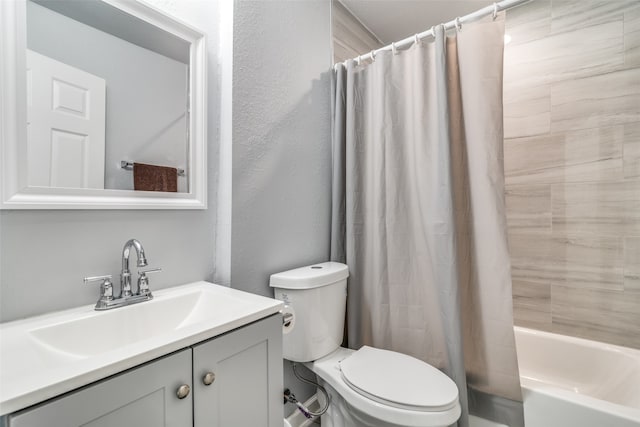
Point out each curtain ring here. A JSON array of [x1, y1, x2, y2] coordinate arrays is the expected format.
[[430, 26, 436, 38], [370, 50, 376, 61], [414, 34, 420, 45], [356, 55, 361, 65], [492, 2, 498, 20], [391, 42, 397, 55], [455, 17, 462, 31]]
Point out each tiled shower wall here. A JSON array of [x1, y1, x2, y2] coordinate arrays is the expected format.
[[503, 0, 640, 348]]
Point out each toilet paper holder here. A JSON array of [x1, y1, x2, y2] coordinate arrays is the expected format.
[[282, 312, 293, 327], [280, 307, 295, 334]]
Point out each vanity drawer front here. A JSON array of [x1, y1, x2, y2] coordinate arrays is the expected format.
[[8, 349, 193, 427]]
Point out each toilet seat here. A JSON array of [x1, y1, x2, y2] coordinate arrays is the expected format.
[[339, 346, 459, 412]]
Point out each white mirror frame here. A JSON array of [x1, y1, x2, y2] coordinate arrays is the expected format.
[[0, 0, 207, 209]]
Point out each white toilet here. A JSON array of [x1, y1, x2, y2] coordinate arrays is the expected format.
[[270, 262, 461, 427]]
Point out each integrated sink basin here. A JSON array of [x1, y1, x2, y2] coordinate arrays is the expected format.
[[30, 287, 242, 357], [0, 281, 283, 416]]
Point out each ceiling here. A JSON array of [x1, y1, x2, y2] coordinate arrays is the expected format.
[[340, 0, 492, 44]]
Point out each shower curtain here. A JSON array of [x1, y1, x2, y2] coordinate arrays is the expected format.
[[330, 17, 524, 427]]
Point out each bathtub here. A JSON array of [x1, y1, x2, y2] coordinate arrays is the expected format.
[[514, 326, 640, 427]]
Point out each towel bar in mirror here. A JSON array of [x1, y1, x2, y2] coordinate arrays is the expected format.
[[0, 0, 207, 209], [120, 161, 186, 177]]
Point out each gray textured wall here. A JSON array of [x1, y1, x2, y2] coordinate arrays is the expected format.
[[231, 0, 333, 414], [231, 0, 333, 297], [0, 0, 222, 322]]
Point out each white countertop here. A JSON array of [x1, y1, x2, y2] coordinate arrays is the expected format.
[[0, 281, 283, 416]]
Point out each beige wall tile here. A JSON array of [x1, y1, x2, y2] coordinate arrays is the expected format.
[[507, 159, 623, 186], [508, 234, 623, 291], [504, 85, 550, 138], [551, 235, 624, 291], [552, 285, 640, 348], [503, 79, 548, 104], [505, 0, 551, 46], [625, 237, 640, 290], [504, 20, 624, 88], [505, 185, 551, 233], [508, 233, 552, 283], [512, 279, 552, 331], [624, 123, 640, 178], [625, 6, 640, 67], [626, 5, 640, 32], [551, 180, 640, 236], [505, 0, 640, 349], [504, 111, 550, 139], [551, 68, 640, 132], [551, 0, 637, 34], [504, 126, 623, 185]]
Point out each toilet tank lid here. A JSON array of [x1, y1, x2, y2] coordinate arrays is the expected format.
[[269, 262, 349, 289]]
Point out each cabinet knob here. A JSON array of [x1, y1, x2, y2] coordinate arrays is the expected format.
[[176, 384, 191, 399], [203, 372, 216, 386]]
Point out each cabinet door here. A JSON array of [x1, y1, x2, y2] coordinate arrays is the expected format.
[[193, 315, 283, 427], [8, 349, 192, 427]]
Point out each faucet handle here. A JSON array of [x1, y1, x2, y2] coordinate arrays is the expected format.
[[84, 275, 114, 310], [139, 268, 162, 276], [137, 268, 161, 297], [84, 274, 113, 283]]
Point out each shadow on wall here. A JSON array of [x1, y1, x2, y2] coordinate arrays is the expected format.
[[231, 70, 333, 297]]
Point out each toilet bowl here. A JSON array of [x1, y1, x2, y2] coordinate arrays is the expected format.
[[270, 262, 461, 427], [309, 347, 460, 427]]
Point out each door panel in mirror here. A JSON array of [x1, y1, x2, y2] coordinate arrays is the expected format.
[[27, 49, 107, 189]]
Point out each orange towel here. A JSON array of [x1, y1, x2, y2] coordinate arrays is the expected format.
[[133, 162, 178, 192]]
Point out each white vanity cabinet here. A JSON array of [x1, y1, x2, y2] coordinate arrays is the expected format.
[[7, 349, 193, 427], [5, 315, 282, 427], [193, 313, 283, 427]]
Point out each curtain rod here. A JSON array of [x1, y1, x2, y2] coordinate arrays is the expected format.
[[336, 0, 531, 67]]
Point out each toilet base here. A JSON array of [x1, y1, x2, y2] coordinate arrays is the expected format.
[[317, 379, 454, 427], [318, 379, 390, 427]]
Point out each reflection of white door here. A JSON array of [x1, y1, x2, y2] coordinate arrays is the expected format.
[[27, 49, 106, 189]]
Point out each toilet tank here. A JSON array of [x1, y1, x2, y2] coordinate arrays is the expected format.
[[269, 262, 349, 362]]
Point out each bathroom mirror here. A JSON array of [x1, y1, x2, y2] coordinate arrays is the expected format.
[[0, 0, 207, 209]]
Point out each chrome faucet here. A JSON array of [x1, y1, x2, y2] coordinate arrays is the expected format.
[[120, 238, 148, 298], [84, 239, 161, 310]]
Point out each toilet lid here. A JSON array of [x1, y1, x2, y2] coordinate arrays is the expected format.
[[339, 346, 459, 412]]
